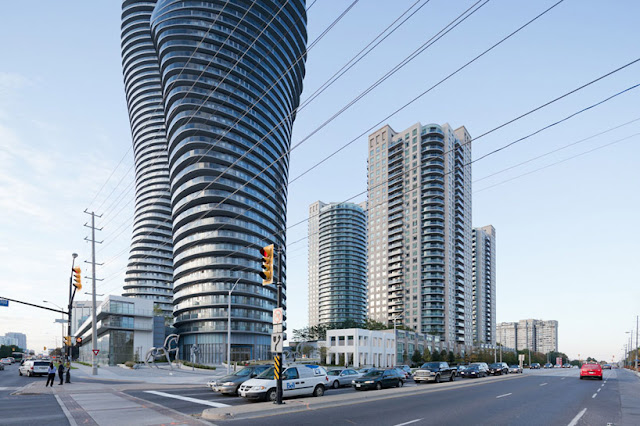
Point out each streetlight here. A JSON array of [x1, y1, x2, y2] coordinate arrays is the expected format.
[[227, 277, 241, 375], [43, 300, 65, 355], [391, 312, 404, 366]]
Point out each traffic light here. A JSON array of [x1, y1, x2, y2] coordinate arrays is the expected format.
[[75, 337, 82, 346], [72, 267, 82, 290], [63, 336, 72, 346], [259, 244, 274, 285]]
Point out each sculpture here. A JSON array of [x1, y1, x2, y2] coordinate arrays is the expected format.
[[144, 334, 180, 370]]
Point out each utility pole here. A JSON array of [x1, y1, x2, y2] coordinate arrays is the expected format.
[[84, 210, 103, 376], [636, 316, 638, 372], [276, 245, 284, 405], [67, 253, 78, 361]]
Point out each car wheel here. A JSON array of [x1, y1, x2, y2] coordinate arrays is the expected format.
[[27, 371, 31, 377], [398, 380, 404, 388], [19, 370, 22, 376], [435, 375, 440, 384], [332, 380, 339, 389], [579, 376, 583, 380], [599, 376, 603, 381], [313, 385, 325, 397], [376, 382, 382, 391], [265, 388, 277, 402], [450, 373, 455, 382]]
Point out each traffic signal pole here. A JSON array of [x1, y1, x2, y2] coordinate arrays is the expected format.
[[276, 245, 283, 405], [66, 254, 78, 362]]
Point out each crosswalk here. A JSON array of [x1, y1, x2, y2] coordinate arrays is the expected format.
[[144, 390, 231, 408]]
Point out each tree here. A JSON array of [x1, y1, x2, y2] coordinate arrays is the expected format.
[[422, 348, 431, 363], [440, 350, 448, 362], [411, 349, 422, 366], [301, 344, 313, 358], [448, 350, 455, 364], [319, 346, 328, 362], [432, 349, 441, 361]]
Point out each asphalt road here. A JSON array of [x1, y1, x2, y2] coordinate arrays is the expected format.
[[0, 362, 69, 425], [229, 368, 638, 425]]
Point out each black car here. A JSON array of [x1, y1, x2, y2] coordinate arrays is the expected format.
[[459, 365, 486, 378], [488, 362, 509, 375], [530, 363, 541, 369], [352, 369, 404, 391]]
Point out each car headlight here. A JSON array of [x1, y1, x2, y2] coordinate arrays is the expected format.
[[351, 380, 355, 384], [222, 382, 235, 386], [257, 386, 266, 390], [364, 380, 374, 384]]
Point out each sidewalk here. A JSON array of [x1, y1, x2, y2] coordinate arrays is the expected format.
[[69, 362, 225, 385]]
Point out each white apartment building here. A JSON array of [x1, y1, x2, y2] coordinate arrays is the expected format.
[[536, 320, 558, 353], [496, 322, 518, 350], [497, 319, 558, 353], [325, 328, 396, 368], [366, 123, 473, 346], [472, 226, 496, 345]]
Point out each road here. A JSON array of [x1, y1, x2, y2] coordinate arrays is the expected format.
[[0, 362, 68, 425], [209, 368, 639, 425]]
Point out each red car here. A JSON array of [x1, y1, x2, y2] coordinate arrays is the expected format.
[[580, 363, 603, 380]]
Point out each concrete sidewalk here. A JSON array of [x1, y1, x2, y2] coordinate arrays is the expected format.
[[69, 362, 224, 384]]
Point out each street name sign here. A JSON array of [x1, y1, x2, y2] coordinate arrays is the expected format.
[[0, 299, 8, 307]]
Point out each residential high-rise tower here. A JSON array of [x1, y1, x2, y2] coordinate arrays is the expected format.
[[472, 225, 496, 344], [366, 122, 472, 346], [308, 201, 367, 328]]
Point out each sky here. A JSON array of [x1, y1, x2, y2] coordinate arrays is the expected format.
[[0, 0, 638, 362]]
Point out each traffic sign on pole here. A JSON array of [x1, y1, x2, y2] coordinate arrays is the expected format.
[[92, 349, 100, 356], [271, 333, 283, 353], [273, 308, 283, 325]]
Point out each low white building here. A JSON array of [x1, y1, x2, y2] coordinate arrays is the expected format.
[[76, 295, 156, 365], [326, 328, 396, 368]]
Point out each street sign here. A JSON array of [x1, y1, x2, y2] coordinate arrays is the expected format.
[[0, 299, 8, 307], [271, 332, 283, 353], [92, 349, 100, 356], [54, 318, 69, 323], [273, 308, 283, 325]]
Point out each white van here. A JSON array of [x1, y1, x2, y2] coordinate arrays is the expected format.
[[239, 364, 329, 401], [19, 360, 50, 377]]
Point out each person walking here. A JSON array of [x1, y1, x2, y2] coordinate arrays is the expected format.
[[65, 360, 71, 383], [45, 362, 56, 387], [57, 360, 65, 385]]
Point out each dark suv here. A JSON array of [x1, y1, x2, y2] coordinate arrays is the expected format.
[[488, 362, 509, 375]]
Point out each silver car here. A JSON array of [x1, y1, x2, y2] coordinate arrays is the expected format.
[[508, 365, 523, 374], [327, 368, 361, 389], [207, 365, 272, 395]]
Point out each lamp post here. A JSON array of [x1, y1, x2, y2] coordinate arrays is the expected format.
[[43, 300, 65, 355], [227, 278, 241, 375], [391, 312, 404, 365]]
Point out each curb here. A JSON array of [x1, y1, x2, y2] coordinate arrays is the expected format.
[[202, 374, 525, 421]]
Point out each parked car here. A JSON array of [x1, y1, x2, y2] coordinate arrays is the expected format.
[[488, 362, 509, 375], [508, 365, 523, 374], [358, 367, 374, 374], [459, 365, 486, 378], [562, 364, 572, 368], [0, 358, 11, 365], [352, 369, 404, 391], [327, 368, 361, 389], [469, 362, 490, 376], [238, 364, 328, 401], [19, 360, 50, 377], [395, 365, 412, 379], [530, 363, 541, 369], [207, 364, 272, 395], [456, 365, 468, 373], [603, 364, 612, 370], [580, 363, 603, 380], [414, 362, 456, 384], [543, 363, 554, 369]]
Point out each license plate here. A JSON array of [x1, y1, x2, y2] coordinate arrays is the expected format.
[[213, 387, 219, 391], [240, 391, 246, 397], [356, 384, 361, 388]]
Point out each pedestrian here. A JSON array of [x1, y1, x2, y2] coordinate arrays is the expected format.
[[58, 361, 65, 385], [45, 362, 56, 387], [65, 360, 71, 383]]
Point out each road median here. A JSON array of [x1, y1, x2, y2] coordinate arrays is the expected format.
[[202, 374, 525, 421]]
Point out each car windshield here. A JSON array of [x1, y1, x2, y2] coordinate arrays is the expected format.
[[489, 363, 501, 368], [327, 370, 341, 376], [255, 367, 275, 380], [34, 362, 49, 366], [232, 367, 253, 377], [467, 366, 479, 371], [363, 370, 383, 377], [421, 362, 440, 370], [510, 365, 519, 368]]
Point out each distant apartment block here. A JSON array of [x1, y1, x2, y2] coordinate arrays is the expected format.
[[366, 122, 473, 346], [472, 225, 496, 344], [308, 201, 367, 327], [497, 319, 558, 353], [3, 332, 26, 350]]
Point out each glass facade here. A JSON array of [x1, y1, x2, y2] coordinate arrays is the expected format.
[[120, 0, 174, 315], [316, 203, 367, 325], [148, 0, 308, 361]]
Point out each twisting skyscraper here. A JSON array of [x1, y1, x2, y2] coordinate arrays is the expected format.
[[143, 0, 307, 362], [121, 0, 174, 315]]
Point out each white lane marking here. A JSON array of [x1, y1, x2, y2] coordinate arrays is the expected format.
[[496, 393, 512, 398], [592, 393, 597, 399], [561, 377, 566, 380], [144, 390, 230, 408], [0, 387, 16, 391], [567, 408, 587, 426], [597, 388, 601, 392], [540, 383, 548, 386], [54, 394, 78, 426], [394, 419, 423, 426]]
